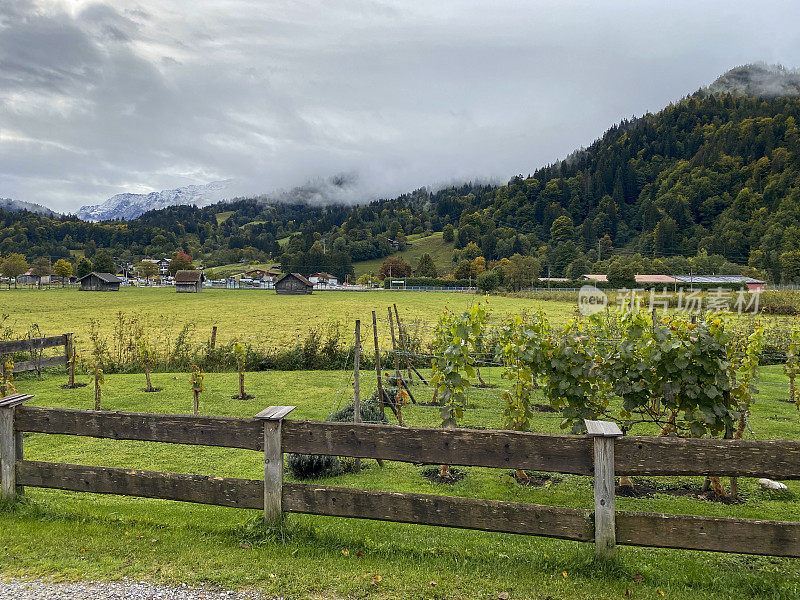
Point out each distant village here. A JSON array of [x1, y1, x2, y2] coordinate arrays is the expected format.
[[12, 255, 345, 294]]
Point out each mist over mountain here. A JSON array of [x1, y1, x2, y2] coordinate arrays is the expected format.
[[75, 173, 377, 222], [0, 198, 59, 217], [705, 63, 800, 97]]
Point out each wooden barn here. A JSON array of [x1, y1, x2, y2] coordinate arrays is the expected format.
[[79, 272, 122, 292], [275, 273, 313, 295], [175, 270, 204, 293]]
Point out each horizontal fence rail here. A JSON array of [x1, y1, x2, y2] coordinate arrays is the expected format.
[[0, 335, 68, 355], [14, 459, 800, 557], [16, 461, 592, 541], [4, 405, 800, 558], [0, 334, 71, 373], [15, 407, 800, 479]]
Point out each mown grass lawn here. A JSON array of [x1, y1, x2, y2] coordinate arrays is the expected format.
[[1, 366, 798, 599]]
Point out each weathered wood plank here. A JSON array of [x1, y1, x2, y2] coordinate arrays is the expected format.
[[616, 511, 800, 557], [14, 355, 67, 373], [14, 460, 800, 556], [282, 420, 594, 474], [15, 406, 800, 480], [14, 430, 23, 496], [0, 335, 67, 355], [593, 436, 616, 557], [255, 406, 296, 420], [283, 483, 593, 540], [585, 420, 622, 437], [15, 460, 592, 540], [263, 421, 282, 523], [616, 436, 800, 479], [15, 407, 264, 450], [0, 393, 33, 408], [16, 461, 264, 508], [0, 408, 15, 499]]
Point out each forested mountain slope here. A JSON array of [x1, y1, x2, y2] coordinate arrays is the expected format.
[[2, 90, 800, 282]]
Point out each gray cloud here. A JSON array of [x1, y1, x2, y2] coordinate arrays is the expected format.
[[2, 0, 800, 212]]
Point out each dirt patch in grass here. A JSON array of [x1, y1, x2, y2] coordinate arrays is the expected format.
[[507, 471, 563, 487], [422, 466, 466, 485], [60, 383, 88, 389], [533, 403, 558, 413], [143, 387, 163, 393], [231, 394, 256, 400], [616, 478, 745, 504]]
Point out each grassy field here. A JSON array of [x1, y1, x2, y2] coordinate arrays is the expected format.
[[203, 262, 275, 279], [0, 286, 577, 351], [353, 231, 455, 277], [1, 366, 798, 599], [215, 211, 235, 224]]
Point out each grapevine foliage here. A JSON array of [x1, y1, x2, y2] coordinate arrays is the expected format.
[[497, 312, 551, 433], [786, 325, 800, 415], [430, 301, 488, 428]]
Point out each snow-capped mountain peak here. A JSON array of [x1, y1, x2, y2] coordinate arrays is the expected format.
[[76, 180, 234, 221]]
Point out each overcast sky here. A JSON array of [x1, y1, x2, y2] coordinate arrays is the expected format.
[[2, 0, 800, 212]]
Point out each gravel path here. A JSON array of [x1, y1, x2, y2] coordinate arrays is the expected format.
[[0, 578, 276, 599]]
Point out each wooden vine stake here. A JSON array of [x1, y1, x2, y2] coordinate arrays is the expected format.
[[585, 419, 622, 559], [190, 364, 204, 415], [92, 363, 103, 411], [353, 320, 361, 471], [65, 333, 75, 387], [387, 307, 404, 425], [388, 306, 400, 384], [394, 304, 427, 386], [0, 393, 33, 500], [254, 406, 296, 525], [371, 311, 385, 421], [233, 340, 247, 400]]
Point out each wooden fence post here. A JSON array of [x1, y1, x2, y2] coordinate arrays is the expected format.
[[0, 393, 33, 500], [585, 419, 622, 559], [210, 326, 218, 350], [254, 406, 296, 524]]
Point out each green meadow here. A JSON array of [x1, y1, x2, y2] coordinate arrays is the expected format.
[[0, 286, 577, 351]]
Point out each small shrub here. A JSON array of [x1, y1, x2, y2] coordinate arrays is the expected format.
[[476, 271, 500, 292], [289, 395, 387, 480], [328, 396, 386, 424], [286, 453, 342, 479]]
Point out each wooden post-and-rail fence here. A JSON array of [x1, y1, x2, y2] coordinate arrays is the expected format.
[[1, 398, 799, 558], [0, 333, 73, 376]]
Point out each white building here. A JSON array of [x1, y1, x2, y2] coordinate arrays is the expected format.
[[308, 272, 338, 286]]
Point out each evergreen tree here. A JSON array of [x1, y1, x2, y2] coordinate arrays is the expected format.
[[415, 253, 438, 277], [92, 251, 116, 274], [75, 258, 93, 278]]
